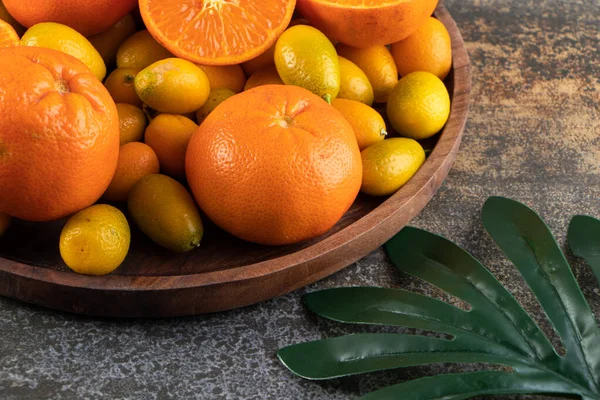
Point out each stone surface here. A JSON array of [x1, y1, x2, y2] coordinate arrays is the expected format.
[[1, 0, 600, 398]]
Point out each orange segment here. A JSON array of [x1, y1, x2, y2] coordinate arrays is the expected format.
[[139, 0, 296, 66], [0, 20, 19, 48]]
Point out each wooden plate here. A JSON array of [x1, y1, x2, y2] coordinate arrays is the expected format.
[[0, 4, 471, 318]]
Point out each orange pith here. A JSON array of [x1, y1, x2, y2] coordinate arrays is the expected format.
[[139, 0, 296, 66]]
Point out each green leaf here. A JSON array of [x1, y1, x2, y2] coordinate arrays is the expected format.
[[383, 227, 557, 363], [568, 215, 600, 286], [277, 196, 600, 399], [361, 369, 579, 400], [482, 197, 600, 391], [278, 333, 530, 380], [302, 287, 549, 364]]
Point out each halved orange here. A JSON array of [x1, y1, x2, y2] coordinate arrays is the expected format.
[[139, 0, 296, 66], [296, 0, 438, 48], [0, 20, 19, 48]]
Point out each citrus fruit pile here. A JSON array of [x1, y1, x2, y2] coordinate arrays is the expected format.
[[0, 0, 453, 276]]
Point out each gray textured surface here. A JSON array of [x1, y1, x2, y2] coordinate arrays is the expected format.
[[2, 0, 600, 399]]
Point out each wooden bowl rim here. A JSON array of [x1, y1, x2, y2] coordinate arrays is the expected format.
[[0, 5, 471, 294]]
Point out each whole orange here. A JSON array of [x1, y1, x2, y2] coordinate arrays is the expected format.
[[3, 0, 138, 36], [391, 16, 452, 80], [0, 46, 119, 221], [296, 0, 438, 48], [186, 85, 362, 246], [103, 142, 160, 202], [88, 13, 137, 68], [241, 45, 276, 77], [196, 64, 247, 94], [0, 1, 25, 36], [116, 103, 147, 145], [104, 68, 142, 107], [145, 114, 198, 179], [336, 44, 398, 103], [0, 19, 19, 48], [244, 66, 284, 91]]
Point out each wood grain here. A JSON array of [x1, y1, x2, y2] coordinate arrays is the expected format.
[[0, 5, 471, 317]]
